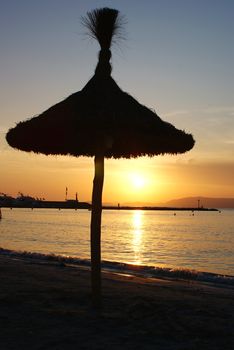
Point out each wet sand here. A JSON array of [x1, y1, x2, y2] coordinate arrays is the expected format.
[[0, 255, 233, 349]]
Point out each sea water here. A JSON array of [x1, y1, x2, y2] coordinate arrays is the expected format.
[[0, 208, 233, 277]]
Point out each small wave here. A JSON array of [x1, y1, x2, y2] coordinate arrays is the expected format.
[[0, 247, 233, 286]]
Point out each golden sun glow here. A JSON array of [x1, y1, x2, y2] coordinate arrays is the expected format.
[[131, 173, 146, 189]]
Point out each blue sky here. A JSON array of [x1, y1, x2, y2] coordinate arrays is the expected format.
[[1, 0, 234, 202]]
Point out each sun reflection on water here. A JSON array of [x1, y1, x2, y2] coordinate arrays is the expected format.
[[132, 210, 143, 265]]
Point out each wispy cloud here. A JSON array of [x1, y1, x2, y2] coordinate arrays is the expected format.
[[164, 110, 190, 118], [165, 106, 234, 119], [201, 106, 234, 116]]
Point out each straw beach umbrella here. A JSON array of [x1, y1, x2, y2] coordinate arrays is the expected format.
[[6, 8, 195, 308]]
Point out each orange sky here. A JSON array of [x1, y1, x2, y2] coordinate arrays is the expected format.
[[1, 141, 234, 203]]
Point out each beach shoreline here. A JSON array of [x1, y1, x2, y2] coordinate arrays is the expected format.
[[0, 254, 233, 349], [1, 247, 233, 286]]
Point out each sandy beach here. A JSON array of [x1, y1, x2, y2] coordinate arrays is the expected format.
[[0, 254, 233, 350]]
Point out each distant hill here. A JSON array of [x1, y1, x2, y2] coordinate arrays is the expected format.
[[117, 197, 234, 209], [164, 197, 234, 209]]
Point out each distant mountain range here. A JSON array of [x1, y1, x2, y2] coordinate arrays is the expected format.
[[120, 197, 234, 209], [163, 197, 234, 209]]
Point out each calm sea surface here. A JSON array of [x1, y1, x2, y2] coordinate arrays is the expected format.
[[0, 208, 233, 275]]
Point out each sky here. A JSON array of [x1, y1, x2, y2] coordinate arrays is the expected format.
[[1, 0, 234, 204]]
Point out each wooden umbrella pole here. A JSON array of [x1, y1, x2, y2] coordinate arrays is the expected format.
[[90, 153, 104, 308]]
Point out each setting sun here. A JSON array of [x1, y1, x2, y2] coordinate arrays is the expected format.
[[131, 174, 145, 189]]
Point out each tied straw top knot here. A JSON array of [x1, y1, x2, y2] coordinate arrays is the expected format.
[[95, 49, 112, 76], [81, 8, 123, 77]]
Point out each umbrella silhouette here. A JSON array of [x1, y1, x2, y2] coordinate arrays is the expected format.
[[6, 8, 195, 308]]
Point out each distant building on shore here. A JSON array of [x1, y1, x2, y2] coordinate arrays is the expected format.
[[0, 193, 91, 210]]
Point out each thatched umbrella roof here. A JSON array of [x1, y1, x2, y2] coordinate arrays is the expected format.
[[6, 8, 195, 308], [6, 10, 194, 158], [7, 75, 194, 158]]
